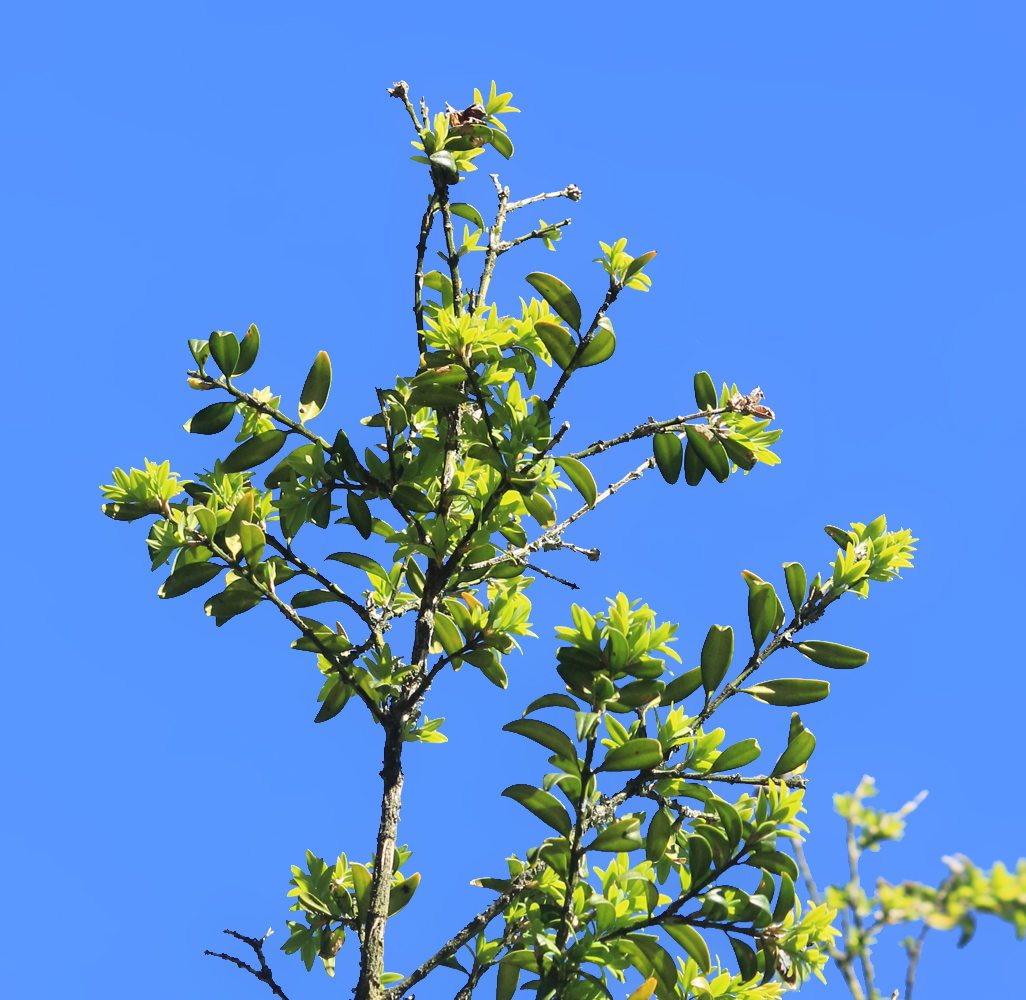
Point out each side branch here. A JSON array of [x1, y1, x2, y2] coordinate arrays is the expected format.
[[506, 183, 582, 212], [568, 410, 727, 461], [386, 862, 546, 1000], [204, 928, 291, 1000], [495, 218, 571, 256]]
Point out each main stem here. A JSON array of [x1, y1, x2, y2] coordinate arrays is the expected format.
[[357, 722, 405, 1000]]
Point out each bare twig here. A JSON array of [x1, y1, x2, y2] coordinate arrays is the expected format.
[[568, 410, 727, 460], [506, 184, 581, 212], [525, 561, 579, 589], [385, 863, 546, 999], [904, 925, 928, 999], [204, 928, 291, 1000]]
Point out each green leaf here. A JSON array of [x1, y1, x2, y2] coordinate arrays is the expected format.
[[772, 872, 796, 922], [693, 372, 717, 411], [741, 678, 830, 706], [796, 640, 869, 669], [599, 738, 664, 772], [624, 250, 657, 283], [429, 149, 460, 184], [204, 581, 263, 626], [450, 202, 485, 231], [209, 330, 240, 377], [578, 318, 616, 367], [653, 433, 683, 485], [407, 383, 469, 410], [158, 561, 222, 599], [236, 323, 260, 375], [326, 551, 388, 579], [314, 677, 352, 722], [298, 350, 331, 422], [707, 738, 761, 773], [688, 834, 712, 878], [683, 442, 706, 486], [347, 492, 373, 540], [184, 401, 236, 435], [554, 457, 597, 508], [501, 784, 572, 837], [534, 321, 577, 370], [771, 730, 816, 776], [487, 128, 513, 159], [782, 562, 807, 615], [660, 666, 702, 706], [292, 589, 344, 609], [684, 425, 730, 483], [222, 430, 288, 472], [502, 719, 578, 761], [748, 581, 777, 652], [645, 807, 674, 862], [388, 872, 421, 916], [392, 485, 435, 513], [466, 650, 508, 689], [728, 937, 758, 982], [663, 920, 711, 974], [523, 693, 579, 716], [744, 851, 798, 881], [824, 524, 856, 549], [523, 493, 555, 528], [589, 816, 643, 852], [722, 435, 757, 471], [351, 862, 372, 919], [496, 961, 520, 1000], [700, 624, 734, 695], [525, 272, 581, 332]]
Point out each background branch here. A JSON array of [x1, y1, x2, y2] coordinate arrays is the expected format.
[[204, 928, 291, 1000]]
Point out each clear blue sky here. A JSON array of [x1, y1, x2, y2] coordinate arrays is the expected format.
[[2, 3, 1023, 998]]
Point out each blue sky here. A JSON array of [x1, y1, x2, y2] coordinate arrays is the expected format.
[[2, 3, 1023, 998]]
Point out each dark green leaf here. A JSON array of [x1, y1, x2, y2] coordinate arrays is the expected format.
[[772, 872, 795, 922], [392, 485, 435, 513], [496, 961, 520, 1000], [523, 493, 555, 527], [653, 433, 683, 485], [487, 128, 513, 159], [184, 401, 236, 435], [824, 524, 856, 549], [660, 667, 702, 706], [685, 425, 730, 483], [693, 372, 717, 411], [748, 581, 777, 652], [599, 738, 664, 772], [771, 730, 816, 776], [387, 872, 420, 916], [525, 273, 581, 332], [314, 677, 352, 722], [502, 719, 578, 761], [578, 318, 616, 367], [741, 678, 830, 707], [707, 738, 761, 773], [624, 250, 657, 283], [744, 852, 798, 881], [222, 430, 288, 472], [158, 561, 222, 599], [722, 435, 757, 471], [326, 551, 388, 579], [347, 492, 373, 540], [298, 350, 331, 422], [209, 330, 240, 377], [688, 834, 712, 878], [728, 937, 759, 982], [663, 921, 711, 974], [683, 442, 706, 486], [712, 798, 742, 849], [236, 323, 260, 375], [501, 784, 572, 837], [407, 383, 469, 409], [782, 562, 807, 615], [534, 321, 577, 370], [645, 808, 674, 862], [204, 581, 263, 626], [796, 640, 869, 669], [554, 457, 597, 508], [292, 589, 344, 609], [700, 624, 734, 695], [522, 693, 580, 716], [589, 817, 643, 852], [429, 150, 460, 184]]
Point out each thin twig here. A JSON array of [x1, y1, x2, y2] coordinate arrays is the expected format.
[[525, 562, 579, 589], [385, 863, 546, 999], [495, 218, 571, 256], [568, 410, 727, 460], [904, 925, 928, 999], [204, 928, 291, 1000], [506, 184, 582, 212]]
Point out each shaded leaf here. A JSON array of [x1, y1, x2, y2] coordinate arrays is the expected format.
[[796, 640, 869, 669], [599, 738, 664, 772], [222, 430, 288, 473], [525, 272, 581, 332], [184, 401, 236, 435], [298, 351, 331, 422], [501, 784, 572, 837], [158, 561, 222, 599], [741, 678, 830, 707], [554, 457, 597, 508], [502, 718, 578, 761], [653, 433, 683, 485], [771, 730, 816, 776]]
